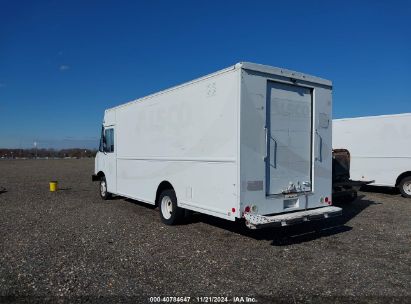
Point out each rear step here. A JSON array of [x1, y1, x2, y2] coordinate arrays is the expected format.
[[244, 206, 342, 229]]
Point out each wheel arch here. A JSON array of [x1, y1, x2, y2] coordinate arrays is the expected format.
[[97, 171, 105, 179], [155, 180, 176, 206], [395, 171, 411, 187]]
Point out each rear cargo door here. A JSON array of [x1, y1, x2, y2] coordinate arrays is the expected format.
[[266, 81, 312, 195]]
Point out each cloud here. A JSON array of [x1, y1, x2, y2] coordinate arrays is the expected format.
[[59, 65, 70, 71]]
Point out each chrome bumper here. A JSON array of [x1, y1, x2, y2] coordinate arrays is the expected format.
[[244, 206, 342, 229]]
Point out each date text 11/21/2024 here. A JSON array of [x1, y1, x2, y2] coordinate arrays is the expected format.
[[148, 296, 257, 303]]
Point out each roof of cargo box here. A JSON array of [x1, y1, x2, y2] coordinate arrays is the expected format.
[[239, 62, 332, 87], [106, 62, 332, 112]]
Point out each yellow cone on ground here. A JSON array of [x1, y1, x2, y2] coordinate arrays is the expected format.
[[49, 181, 58, 192]]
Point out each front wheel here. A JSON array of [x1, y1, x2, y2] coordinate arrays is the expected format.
[[158, 189, 184, 225], [100, 176, 112, 200], [398, 176, 411, 198]]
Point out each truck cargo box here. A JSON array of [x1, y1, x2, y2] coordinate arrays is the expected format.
[[93, 62, 341, 228]]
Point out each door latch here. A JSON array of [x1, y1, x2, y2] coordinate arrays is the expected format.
[[302, 181, 311, 187]]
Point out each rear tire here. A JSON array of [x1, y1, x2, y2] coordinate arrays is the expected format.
[[100, 176, 111, 200], [398, 176, 411, 198], [158, 189, 184, 225]]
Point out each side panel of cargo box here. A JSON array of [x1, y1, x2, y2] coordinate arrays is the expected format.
[[239, 64, 333, 216], [111, 67, 241, 220]]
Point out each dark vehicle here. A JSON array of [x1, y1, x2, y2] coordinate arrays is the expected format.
[[332, 149, 372, 203]]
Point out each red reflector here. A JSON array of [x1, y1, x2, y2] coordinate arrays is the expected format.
[[232, 208, 236, 213], [244, 206, 250, 213], [325, 197, 329, 203]]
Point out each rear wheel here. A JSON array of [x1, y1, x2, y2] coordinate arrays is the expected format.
[[100, 176, 111, 200], [158, 189, 184, 225], [398, 176, 411, 198]]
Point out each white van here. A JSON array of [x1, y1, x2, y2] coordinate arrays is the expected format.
[[92, 62, 341, 228], [333, 114, 411, 198]]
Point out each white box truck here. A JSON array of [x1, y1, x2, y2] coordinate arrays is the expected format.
[[92, 62, 341, 228], [333, 114, 411, 198]]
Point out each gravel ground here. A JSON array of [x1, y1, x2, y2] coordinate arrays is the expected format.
[[0, 159, 410, 303]]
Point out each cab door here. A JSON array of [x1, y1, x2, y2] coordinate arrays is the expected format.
[[102, 126, 117, 194]]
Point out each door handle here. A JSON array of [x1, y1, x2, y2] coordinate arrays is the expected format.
[[271, 136, 277, 168], [315, 130, 322, 162], [264, 127, 268, 160], [265, 127, 278, 168]]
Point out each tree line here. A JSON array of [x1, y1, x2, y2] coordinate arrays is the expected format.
[[0, 148, 98, 159]]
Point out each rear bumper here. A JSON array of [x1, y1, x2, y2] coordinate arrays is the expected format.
[[91, 174, 100, 182], [244, 206, 342, 229]]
